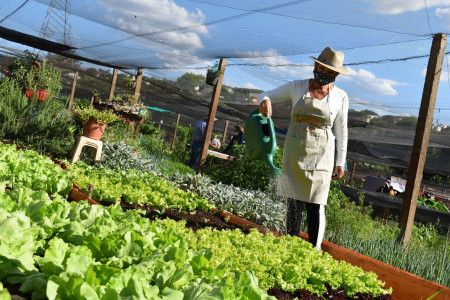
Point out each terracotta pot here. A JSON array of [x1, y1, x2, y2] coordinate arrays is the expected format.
[[69, 182, 100, 206], [26, 89, 48, 101], [82, 117, 106, 140]]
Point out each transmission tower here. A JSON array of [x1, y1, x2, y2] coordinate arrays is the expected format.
[[39, 0, 72, 46]]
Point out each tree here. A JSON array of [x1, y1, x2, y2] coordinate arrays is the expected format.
[[396, 116, 418, 127], [176, 73, 205, 91]]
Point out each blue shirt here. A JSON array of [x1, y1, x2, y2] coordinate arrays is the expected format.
[[192, 120, 206, 142]]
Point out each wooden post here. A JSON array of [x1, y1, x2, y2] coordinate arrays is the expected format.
[[87, 184, 93, 199], [66, 71, 78, 116], [222, 120, 229, 144], [134, 68, 143, 103], [348, 162, 357, 185], [171, 113, 181, 149], [398, 33, 447, 244], [197, 58, 227, 174], [108, 68, 118, 101]]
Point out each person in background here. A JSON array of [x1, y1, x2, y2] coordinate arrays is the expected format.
[[210, 135, 221, 149], [223, 125, 245, 154], [257, 47, 349, 250], [187, 115, 217, 170]]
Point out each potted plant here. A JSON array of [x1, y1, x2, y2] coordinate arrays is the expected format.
[[72, 106, 119, 140], [139, 105, 149, 119], [205, 62, 222, 86], [9, 51, 62, 101]]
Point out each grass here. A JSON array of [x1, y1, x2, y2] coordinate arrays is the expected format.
[[325, 224, 449, 287], [321, 182, 450, 287]]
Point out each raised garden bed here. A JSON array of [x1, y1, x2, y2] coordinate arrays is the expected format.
[[60, 159, 448, 300]]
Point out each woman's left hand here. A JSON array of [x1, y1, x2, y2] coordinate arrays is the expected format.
[[332, 166, 345, 179]]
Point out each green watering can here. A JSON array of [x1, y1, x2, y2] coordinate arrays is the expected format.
[[244, 109, 282, 177]]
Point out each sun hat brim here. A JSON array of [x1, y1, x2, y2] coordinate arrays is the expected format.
[[310, 56, 349, 75]]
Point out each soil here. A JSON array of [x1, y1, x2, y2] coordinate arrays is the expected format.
[[3, 282, 29, 300], [268, 283, 393, 299], [97, 200, 245, 233]]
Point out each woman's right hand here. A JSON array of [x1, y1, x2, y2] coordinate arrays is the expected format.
[[259, 99, 272, 119]]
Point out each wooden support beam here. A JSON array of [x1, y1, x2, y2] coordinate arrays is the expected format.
[[222, 120, 229, 144], [398, 33, 447, 244], [66, 71, 78, 116], [171, 113, 181, 150], [108, 68, 118, 102], [197, 58, 227, 174], [348, 162, 357, 185], [134, 68, 144, 103]]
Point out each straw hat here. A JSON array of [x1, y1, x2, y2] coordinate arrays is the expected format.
[[204, 114, 218, 121], [310, 47, 349, 74], [234, 125, 244, 133]]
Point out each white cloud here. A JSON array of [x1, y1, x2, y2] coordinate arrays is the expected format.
[[349, 97, 392, 114], [236, 49, 313, 79], [339, 67, 407, 96], [364, 0, 450, 14], [436, 7, 450, 15], [99, 0, 208, 55], [436, 7, 450, 28], [223, 78, 261, 90], [243, 82, 260, 89]]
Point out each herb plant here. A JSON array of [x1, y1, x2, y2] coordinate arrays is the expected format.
[[72, 106, 119, 125]]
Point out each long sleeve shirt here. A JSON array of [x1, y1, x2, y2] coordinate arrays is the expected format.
[[192, 120, 206, 142], [257, 79, 348, 167]]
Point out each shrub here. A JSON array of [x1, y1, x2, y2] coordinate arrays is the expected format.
[[96, 141, 156, 172], [72, 106, 119, 125], [203, 144, 283, 191], [8, 51, 62, 98], [0, 78, 76, 157], [171, 124, 193, 162]]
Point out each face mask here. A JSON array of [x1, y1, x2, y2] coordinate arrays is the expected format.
[[313, 68, 336, 86]]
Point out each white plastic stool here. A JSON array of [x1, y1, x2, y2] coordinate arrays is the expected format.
[[71, 136, 103, 164]]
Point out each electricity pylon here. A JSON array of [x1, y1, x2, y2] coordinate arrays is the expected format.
[[39, 0, 72, 46]]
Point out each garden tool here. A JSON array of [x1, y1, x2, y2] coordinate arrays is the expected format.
[[244, 109, 282, 177]]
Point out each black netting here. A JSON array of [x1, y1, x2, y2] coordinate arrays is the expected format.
[[1, 0, 449, 177]]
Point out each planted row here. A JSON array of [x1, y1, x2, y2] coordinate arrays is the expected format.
[[0, 143, 73, 197], [0, 185, 273, 299], [71, 162, 213, 211], [0, 145, 391, 298]]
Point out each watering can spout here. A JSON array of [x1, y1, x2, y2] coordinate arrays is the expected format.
[[244, 109, 282, 177]]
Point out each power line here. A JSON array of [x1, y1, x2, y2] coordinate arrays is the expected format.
[[190, 0, 427, 37], [75, 0, 427, 52], [78, 0, 307, 51], [0, 0, 29, 23], [139, 50, 450, 70], [328, 0, 429, 36], [423, 0, 433, 35]]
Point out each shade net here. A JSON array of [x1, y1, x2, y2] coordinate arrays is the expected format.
[[0, 0, 449, 177]]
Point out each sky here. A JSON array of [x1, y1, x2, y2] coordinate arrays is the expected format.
[[0, 0, 450, 124]]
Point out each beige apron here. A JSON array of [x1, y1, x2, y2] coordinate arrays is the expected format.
[[282, 89, 334, 205]]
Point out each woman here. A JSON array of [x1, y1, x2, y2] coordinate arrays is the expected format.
[[223, 125, 245, 154], [258, 47, 349, 250]]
